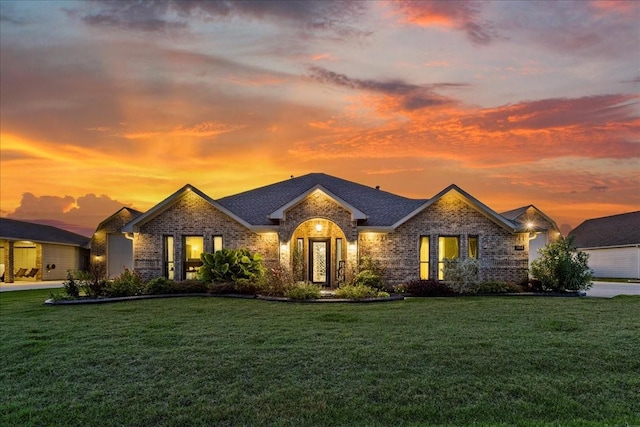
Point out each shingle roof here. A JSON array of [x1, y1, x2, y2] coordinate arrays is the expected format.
[[0, 218, 91, 247], [568, 211, 640, 248], [216, 173, 426, 227]]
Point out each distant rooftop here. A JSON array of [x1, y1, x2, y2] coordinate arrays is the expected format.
[[0, 218, 90, 247], [568, 211, 640, 248]]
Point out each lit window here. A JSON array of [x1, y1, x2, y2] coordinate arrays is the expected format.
[[419, 236, 430, 280], [438, 236, 460, 280], [468, 236, 478, 259], [213, 235, 223, 253]]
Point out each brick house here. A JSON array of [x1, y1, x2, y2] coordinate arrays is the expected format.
[[90, 173, 560, 286]]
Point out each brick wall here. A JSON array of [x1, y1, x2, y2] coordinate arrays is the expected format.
[[359, 193, 529, 285], [133, 192, 278, 281]]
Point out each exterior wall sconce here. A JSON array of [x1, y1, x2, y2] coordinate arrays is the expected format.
[[315, 223, 323, 232]]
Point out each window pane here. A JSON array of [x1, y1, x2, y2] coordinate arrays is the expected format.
[[468, 236, 478, 259], [184, 236, 204, 261], [419, 236, 430, 280], [213, 236, 223, 253], [438, 236, 460, 280]]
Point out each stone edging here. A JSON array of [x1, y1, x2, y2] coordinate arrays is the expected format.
[[44, 293, 405, 305]]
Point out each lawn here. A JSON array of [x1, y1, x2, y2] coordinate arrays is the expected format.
[[1, 291, 638, 427]]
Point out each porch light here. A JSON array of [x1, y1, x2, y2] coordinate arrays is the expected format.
[[315, 223, 323, 232], [526, 221, 534, 230]]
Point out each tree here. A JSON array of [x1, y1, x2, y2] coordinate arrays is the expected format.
[[530, 236, 593, 292]]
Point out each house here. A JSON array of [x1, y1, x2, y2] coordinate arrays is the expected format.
[[568, 211, 640, 279], [91, 173, 560, 286], [0, 218, 90, 283]]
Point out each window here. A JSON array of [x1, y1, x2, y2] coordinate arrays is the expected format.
[[419, 236, 430, 280], [438, 236, 460, 280], [213, 235, 223, 253], [164, 236, 174, 280], [468, 236, 478, 259], [183, 236, 204, 279]]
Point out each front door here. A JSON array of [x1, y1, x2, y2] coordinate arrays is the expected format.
[[309, 239, 330, 287]]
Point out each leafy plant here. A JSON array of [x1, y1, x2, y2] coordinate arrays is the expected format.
[[198, 248, 265, 284], [405, 279, 455, 297], [443, 258, 480, 294], [144, 277, 174, 295], [334, 284, 387, 299], [260, 266, 295, 297], [476, 281, 524, 294], [78, 262, 108, 298], [530, 236, 593, 292], [284, 283, 321, 300], [62, 271, 80, 298], [353, 255, 386, 291], [104, 268, 143, 297]]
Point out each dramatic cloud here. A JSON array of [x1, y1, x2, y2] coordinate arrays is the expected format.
[[390, 0, 497, 45], [308, 66, 458, 111], [7, 193, 134, 237], [78, 0, 369, 38]]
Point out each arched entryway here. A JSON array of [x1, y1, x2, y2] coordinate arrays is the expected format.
[[282, 218, 354, 288]]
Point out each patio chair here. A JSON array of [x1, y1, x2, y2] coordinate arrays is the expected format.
[[15, 268, 27, 278], [25, 268, 39, 278]]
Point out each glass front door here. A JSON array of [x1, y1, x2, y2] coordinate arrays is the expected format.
[[309, 239, 330, 286]]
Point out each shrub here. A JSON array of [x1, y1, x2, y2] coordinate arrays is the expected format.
[[354, 255, 387, 291], [334, 284, 387, 299], [144, 277, 174, 295], [104, 268, 143, 297], [208, 282, 237, 295], [530, 236, 593, 292], [476, 281, 524, 294], [405, 279, 455, 297], [77, 263, 108, 298], [260, 267, 295, 297], [170, 280, 209, 294], [443, 258, 480, 294], [198, 248, 265, 283], [234, 278, 262, 295], [285, 283, 321, 300], [62, 271, 80, 298]]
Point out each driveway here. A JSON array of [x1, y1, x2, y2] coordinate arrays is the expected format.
[[586, 281, 640, 298], [0, 280, 65, 292]]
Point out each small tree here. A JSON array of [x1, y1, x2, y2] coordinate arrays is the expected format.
[[443, 258, 480, 294], [530, 236, 593, 292]]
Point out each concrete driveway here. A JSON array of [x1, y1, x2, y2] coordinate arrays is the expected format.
[[586, 281, 640, 298], [0, 280, 65, 292]]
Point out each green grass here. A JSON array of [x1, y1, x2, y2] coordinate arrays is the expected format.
[[1, 291, 639, 427]]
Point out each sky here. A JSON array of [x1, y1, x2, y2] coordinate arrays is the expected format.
[[1, 0, 638, 237]]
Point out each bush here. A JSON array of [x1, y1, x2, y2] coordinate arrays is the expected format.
[[443, 258, 480, 294], [104, 269, 143, 297], [354, 255, 387, 291], [170, 280, 209, 294], [77, 263, 108, 298], [285, 283, 321, 300], [198, 248, 265, 283], [405, 279, 455, 297], [144, 277, 174, 295], [260, 267, 295, 297], [62, 271, 80, 298], [234, 278, 262, 295], [208, 282, 238, 295], [476, 281, 524, 294], [530, 236, 593, 292], [334, 284, 387, 299]]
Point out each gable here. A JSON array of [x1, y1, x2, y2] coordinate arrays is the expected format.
[[122, 184, 258, 233], [385, 185, 518, 233], [269, 186, 367, 222]]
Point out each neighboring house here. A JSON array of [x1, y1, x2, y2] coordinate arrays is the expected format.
[[0, 218, 90, 283], [568, 211, 640, 279], [91, 173, 560, 286]]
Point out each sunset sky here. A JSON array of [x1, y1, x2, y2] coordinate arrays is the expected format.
[[1, 0, 639, 237]]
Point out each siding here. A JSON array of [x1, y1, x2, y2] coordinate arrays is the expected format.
[[584, 246, 640, 279]]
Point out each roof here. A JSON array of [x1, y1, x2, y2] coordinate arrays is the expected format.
[[500, 205, 560, 233], [568, 211, 640, 248], [122, 184, 258, 233], [217, 173, 426, 227], [94, 207, 143, 231], [0, 218, 91, 247]]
